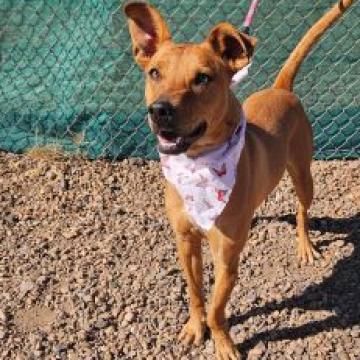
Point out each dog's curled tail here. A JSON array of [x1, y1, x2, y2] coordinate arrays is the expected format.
[[273, 0, 355, 91]]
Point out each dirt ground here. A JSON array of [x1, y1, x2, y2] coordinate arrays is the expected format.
[[0, 151, 359, 359]]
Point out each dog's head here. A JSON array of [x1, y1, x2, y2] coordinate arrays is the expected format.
[[124, 2, 256, 155]]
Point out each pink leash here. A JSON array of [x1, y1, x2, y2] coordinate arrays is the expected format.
[[243, 0, 260, 34]]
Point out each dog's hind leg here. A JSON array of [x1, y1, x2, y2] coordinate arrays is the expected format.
[[287, 122, 320, 264]]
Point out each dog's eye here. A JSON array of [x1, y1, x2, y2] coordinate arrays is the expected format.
[[194, 72, 212, 86], [149, 68, 160, 80]]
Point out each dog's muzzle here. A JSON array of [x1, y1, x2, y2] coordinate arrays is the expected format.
[[147, 101, 207, 155]]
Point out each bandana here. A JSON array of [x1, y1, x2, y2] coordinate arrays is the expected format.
[[160, 114, 247, 231]]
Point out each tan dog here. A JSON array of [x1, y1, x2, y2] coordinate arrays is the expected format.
[[124, 1, 354, 358]]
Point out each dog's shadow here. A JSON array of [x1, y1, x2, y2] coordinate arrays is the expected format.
[[231, 213, 360, 356]]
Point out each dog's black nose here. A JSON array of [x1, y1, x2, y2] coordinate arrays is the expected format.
[[148, 101, 175, 126]]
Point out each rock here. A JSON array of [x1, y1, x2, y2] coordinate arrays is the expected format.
[[54, 343, 68, 354], [245, 290, 257, 305], [333, 239, 345, 248], [0, 310, 7, 323], [36, 276, 48, 286], [117, 328, 128, 341], [294, 343, 305, 356], [248, 341, 266, 359], [122, 311, 135, 325], [258, 230, 267, 242], [204, 340, 215, 354], [19, 280, 35, 298], [337, 351, 350, 360], [94, 318, 109, 330], [33, 350, 43, 357], [286, 341, 305, 357]]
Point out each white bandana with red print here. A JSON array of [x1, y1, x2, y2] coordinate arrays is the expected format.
[[160, 113, 247, 231]]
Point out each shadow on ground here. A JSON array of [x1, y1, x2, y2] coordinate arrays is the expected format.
[[231, 213, 360, 356]]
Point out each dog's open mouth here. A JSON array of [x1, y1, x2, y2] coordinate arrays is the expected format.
[[157, 122, 207, 155]]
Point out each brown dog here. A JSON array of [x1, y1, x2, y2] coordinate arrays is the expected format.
[[124, 1, 354, 358]]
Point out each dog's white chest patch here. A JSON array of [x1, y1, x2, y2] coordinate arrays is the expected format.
[[160, 115, 247, 231]]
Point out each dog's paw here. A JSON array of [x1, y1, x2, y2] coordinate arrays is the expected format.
[[297, 240, 321, 265], [179, 317, 206, 346], [212, 329, 241, 360]]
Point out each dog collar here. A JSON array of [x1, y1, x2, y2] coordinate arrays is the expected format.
[[160, 113, 247, 231]]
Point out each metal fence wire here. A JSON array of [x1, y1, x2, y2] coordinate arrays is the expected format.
[[0, 0, 359, 160]]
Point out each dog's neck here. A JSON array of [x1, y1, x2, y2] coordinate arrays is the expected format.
[[187, 91, 242, 158]]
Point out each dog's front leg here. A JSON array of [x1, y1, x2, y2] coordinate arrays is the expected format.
[[175, 230, 206, 346], [165, 184, 206, 345], [207, 227, 248, 360]]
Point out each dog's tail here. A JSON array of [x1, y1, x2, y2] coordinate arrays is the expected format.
[[273, 0, 355, 91]]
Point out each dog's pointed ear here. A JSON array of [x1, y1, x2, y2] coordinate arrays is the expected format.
[[206, 22, 257, 75], [123, 2, 171, 69]]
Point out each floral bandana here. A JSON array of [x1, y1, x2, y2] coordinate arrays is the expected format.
[[160, 114, 247, 231]]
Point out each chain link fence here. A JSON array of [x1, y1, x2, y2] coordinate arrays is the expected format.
[[0, 0, 359, 160]]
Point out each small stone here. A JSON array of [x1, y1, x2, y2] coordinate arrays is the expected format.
[[204, 340, 215, 354], [63, 229, 78, 239], [77, 330, 87, 341], [283, 282, 292, 292], [334, 239, 345, 248], [29, 333, 38, 346], [258, 230, 266, 242], [248, 341, 266, 359], [294, 343, 305, 356], [19, 280, 35, 298], [36, 275, 48, 286], [54, 343, 68, 354], [0, 310, 7, 323], [94, 318, 109, 329], [103, 351, 113, 360], [117, 328, 128, 341], [246, 290, 257, 304], [337, 351, 350, 360], [122, 312, 135, 325], [350, 326, 360, 338]]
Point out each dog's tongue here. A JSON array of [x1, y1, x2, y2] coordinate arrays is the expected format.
[[158, 129, 187, 146], [158, 130, 178, 143], [158, 133, 180, 145], [157, 133, 187, 154]]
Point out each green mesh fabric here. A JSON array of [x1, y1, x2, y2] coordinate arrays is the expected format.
[[0, 0, 359, 160]]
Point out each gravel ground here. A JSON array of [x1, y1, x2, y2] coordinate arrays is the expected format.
[[0, 151, 359, 359]]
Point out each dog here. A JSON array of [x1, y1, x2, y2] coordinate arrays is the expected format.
[[124, 1, 354, 358]]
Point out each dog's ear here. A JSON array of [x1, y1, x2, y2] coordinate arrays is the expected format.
[[206, 22, 257, 74], [123, 2, 171, 69]]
